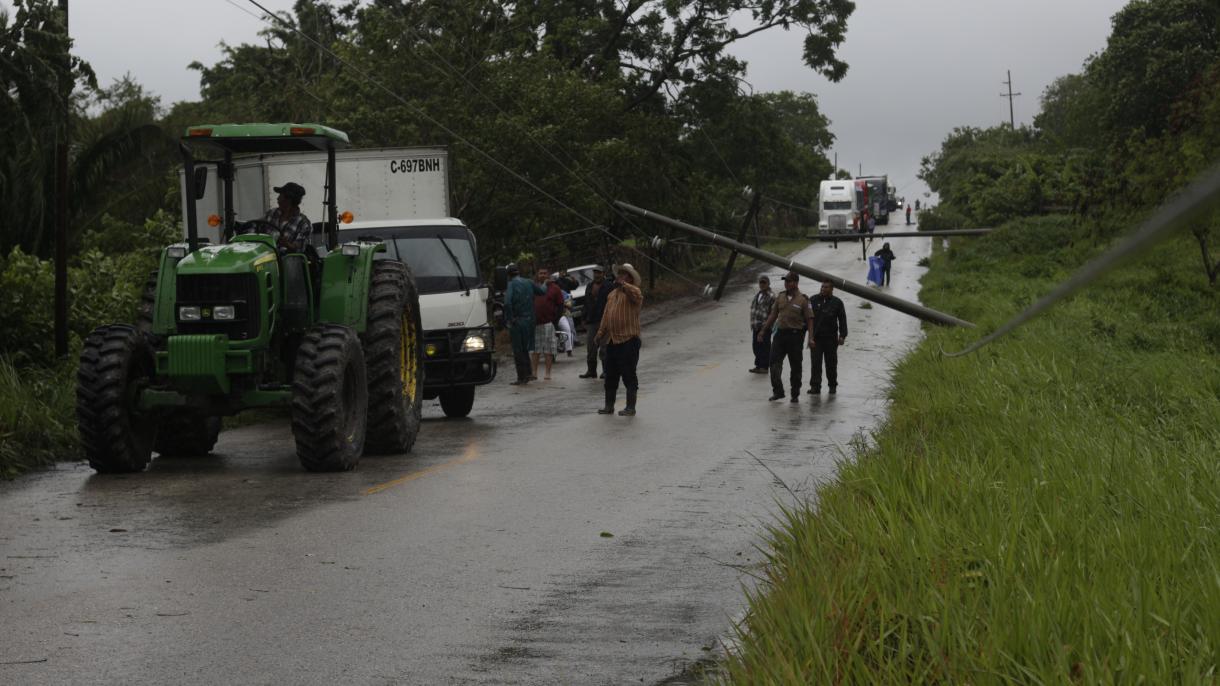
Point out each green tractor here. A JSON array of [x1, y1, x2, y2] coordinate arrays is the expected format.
[[76, 123, 424, 472]]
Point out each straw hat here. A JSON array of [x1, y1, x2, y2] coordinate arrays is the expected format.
[[615, 263, 641, 284]]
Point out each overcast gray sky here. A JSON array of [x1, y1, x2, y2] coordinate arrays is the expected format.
[[5, 0, 1130, 201]]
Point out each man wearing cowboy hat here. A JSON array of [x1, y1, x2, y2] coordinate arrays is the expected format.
[[595, 263, 643, 416], [263, 181, 313, 253]]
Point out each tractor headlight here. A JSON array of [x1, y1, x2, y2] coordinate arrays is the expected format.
[[166, 245, 188, 259], [341, 243, 360, 257], [460, 333, 487, 353], [213, 305, 236, 321], [178, 306, 201, 321]]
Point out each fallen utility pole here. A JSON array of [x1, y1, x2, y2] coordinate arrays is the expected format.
[[809, 229, 994, 240], [613, 200, 975, 328]]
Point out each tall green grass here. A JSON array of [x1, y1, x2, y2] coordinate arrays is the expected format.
[[722, 216, 1220, 683], [0, 357, 78, 477]]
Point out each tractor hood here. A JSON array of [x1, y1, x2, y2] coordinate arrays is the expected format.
[[176, 236, 278, 275]]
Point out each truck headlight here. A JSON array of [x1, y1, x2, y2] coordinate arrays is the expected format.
[[178, 306, 201, 321], [213, 305, 236, 320], [460, 334, 487, 352]]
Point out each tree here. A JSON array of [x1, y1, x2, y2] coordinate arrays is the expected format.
[[1086, 0, 1220, 137], [0, 0, 95, 256]]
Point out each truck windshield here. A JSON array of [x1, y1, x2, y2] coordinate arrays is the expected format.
[[822, 201, 852, 210], [359, 227, 479, 294]]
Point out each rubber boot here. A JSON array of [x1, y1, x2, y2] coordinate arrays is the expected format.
[[618, 390, 637, 416], [597, 386, 616, 414]]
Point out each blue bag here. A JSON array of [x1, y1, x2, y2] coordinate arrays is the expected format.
[[866, 256, 884, 286]]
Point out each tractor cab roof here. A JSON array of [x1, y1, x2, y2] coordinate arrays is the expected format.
[[182, 123, 350, 154]]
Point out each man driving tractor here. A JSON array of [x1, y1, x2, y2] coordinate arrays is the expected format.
[[262, 181, 313, 252]]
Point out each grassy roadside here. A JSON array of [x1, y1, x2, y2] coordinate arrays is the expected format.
[[0, 357, 78, 477], [720, 216, 1220, 683]]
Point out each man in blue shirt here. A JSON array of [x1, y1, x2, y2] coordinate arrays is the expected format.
[[504, 264, 545, 385]]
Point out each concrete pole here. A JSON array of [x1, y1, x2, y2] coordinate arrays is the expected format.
[[613, 200, 975, 328]]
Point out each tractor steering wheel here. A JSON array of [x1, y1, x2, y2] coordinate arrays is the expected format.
[[233, 218, 281, 236]]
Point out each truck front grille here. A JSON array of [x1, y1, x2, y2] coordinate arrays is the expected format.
[[176, 273, 262, 340], [828, 215, 847, 232]]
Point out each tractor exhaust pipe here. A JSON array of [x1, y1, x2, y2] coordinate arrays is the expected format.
[[613, 200, 975, 329]]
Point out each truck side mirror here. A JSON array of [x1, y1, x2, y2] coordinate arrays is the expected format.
[[493, 266, 508, 291], [193, 167, 208, 200]]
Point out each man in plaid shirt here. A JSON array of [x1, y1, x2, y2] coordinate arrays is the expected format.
[[263, 182, 314, 253], [749, 275, 775, 373]]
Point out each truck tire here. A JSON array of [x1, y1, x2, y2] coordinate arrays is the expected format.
[[362, 260, 424, 455], [76, 324, 157, 473], [439, 387, 476, 418], [292, 324, 368, 472], [154, 412, 221, 457]]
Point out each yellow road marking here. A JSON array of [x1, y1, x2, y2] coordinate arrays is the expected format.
[[696, 362, 720, 374], [364, 444, 481, 495]]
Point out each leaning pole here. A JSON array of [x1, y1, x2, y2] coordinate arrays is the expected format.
[[809, 228, 994, 240], [613, 200, 975, 329]]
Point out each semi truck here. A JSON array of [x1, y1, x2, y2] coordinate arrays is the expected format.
[[817, 179, 857, 234], [855, 175, 891, 225], [181, 146, 495, 419]]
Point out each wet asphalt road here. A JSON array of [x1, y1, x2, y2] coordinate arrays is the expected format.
[[1, 230, 929, 685]]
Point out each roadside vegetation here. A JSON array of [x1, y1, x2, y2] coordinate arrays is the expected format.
[[721, 1, 1220, 681]]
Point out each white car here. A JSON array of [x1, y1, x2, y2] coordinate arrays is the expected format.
[[562, 264, 602, 326]]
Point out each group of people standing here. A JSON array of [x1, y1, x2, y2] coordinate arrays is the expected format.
[[749, 272, 847, 401], [504, 262, 644, 416]]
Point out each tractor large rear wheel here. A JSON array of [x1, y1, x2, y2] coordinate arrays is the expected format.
[[76, 325, 157, 473], [154, 412, 221, 457], [362, 260, 424, 455], [292, 325, 368, 472]]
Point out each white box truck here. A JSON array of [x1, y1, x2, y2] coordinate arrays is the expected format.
[[817, 179, 857, 235], [181, 146, 496, 418]]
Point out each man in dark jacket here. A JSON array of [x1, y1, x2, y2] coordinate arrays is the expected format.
[[583, 267, 618, 379], [808, 279, 847, 395], [874, 242, 896, 286], [579, 266, 609, 378]]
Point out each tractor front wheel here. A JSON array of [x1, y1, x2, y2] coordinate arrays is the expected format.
[[76, 325, 157, 473], [154, 412, 221, 457], [362, 260, 424, 454], [292, 324, 368, 472]]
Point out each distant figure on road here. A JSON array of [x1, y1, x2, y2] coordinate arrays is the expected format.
[[875, 242, 896, 286], [532, 267, 565, 381], [915, 199, 921, 211], [505, 264, 545, 385], [905, 204, 912, 225], [808, 280, 847, 395], [748, 276, 776, 374], [757, 271, 813, 402], [596, 264, 644, 416], [579, 266, 609, 379], [867, 214, 876, 234]]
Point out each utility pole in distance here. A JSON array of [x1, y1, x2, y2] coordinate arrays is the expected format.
[[1000, 69, 1021, 128], [54, 0, 70, 357]]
